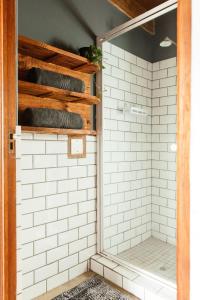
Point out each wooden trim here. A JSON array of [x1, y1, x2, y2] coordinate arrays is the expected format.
[[22, 127, 96, 136], [68, 136, 86, 158], [177, 0, 191, 299], [0, 0, 16, 299], [108, 0, 155, 35]]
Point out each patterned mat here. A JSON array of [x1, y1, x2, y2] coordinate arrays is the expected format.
[[52, 275, 130, 300]]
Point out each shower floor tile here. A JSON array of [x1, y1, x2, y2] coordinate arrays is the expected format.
[[117, 237, 176, 284]]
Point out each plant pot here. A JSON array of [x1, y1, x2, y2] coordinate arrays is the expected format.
[[79, 47, 90, 58]]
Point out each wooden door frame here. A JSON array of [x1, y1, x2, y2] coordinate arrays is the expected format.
[[177, 0, 191, 299], [0, 0, 17, 299], [97, 0, 191, 299], [0, 0, 191, 299]]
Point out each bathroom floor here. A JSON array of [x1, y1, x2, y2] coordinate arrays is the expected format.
[[117, 237, 176, 284], [36, 272, 139, 300]]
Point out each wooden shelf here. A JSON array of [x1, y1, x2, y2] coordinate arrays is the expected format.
[[18, 36, 99, 136], [19, 81, 100, 105], [19, 53, 91, 95], [19, 35, 99, 74], [21, 126, 96, 136]]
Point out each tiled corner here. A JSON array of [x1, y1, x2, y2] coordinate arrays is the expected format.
[[90, 255, 176, 300]]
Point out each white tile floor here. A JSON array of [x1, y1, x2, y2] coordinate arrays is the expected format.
[[117, 237, 176, 284]]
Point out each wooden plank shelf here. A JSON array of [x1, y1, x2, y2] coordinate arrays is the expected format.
[[18, 81, 100, 105], [19, 35, 99, 74], [21, 126, 97, 136]]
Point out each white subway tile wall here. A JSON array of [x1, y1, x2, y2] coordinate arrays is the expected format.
[[17, 134, 97, 299], [151, 58, 177, 245], [102, 42, 177, 255], [103, 42, 152, 255], [16, 127, 23, 299]]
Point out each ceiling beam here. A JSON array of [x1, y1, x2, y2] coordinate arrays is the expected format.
[[108, 0, 156, 35]]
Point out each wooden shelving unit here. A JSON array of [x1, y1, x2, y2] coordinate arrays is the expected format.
[[18, 35, 100, 135], [21, 126, 96, 136]]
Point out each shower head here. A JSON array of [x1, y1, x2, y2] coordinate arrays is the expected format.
[[160, 37, 176, 48]]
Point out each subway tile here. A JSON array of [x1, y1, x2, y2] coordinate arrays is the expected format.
[[103, 52, 118, 67], [79, 200, 96, 214], [33, 181, 57, 197], [22, 225, 45, 244], [47, 269, 69, 291], [104, 74, 118, 88], [59, 253, 78, 272], [46, 141, 67, 154], [21, 140, 45, 155], [124, 51, 136, 64], [21, 155, 32, 170], [69, 261, 88, 280], [34, 208, 57, 226], [33, 155, 57, 168], [58, 179, 77, 193], [112, 66, 125, 79], [22, 253, 46, 273], [58, 204, 78, 220], [46, 193, 68, 209], [90, 259, 103, 276], [79, 245, 96, 262], [47, 244, 68, 264], [46, 167, 68, 181], [68, 190, 87, 204], [23, 272, 34, 289], [34, 235, 57, 254], [22, 197, 45, 214], [78, 177, 96, 190], [119, 59, 131, 72], [22, 281, 46, 300], [46, 219, 68, 236], [68, 214, 87, 229], [21, 169, 45, 184], [58, 228, 79, 246], [79, 223, 96, 238], [35, 262, 58, 283], [104, 267, 123, 287], [21, 243, 33, 259]]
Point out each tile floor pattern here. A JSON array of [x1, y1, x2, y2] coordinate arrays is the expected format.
[[117, 237, 176, 284]]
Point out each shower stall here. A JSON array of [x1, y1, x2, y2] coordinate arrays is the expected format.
[[97, 2, 177, 288]]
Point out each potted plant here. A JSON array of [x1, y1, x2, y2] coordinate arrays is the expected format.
[[79, 45, 104, 70]]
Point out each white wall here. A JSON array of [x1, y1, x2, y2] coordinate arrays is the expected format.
[[103, 42, 152, 255], [191, 0, 200, 299], [17, 132, 97, 299], [102, 42, 177, 255], [151, 58, 177, 245]]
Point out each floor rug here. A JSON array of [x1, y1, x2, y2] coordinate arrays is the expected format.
[[52, 275, 130, 300]]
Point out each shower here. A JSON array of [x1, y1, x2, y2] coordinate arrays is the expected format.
[[160, 36, 177, 47], [99, 4, 177, 291]]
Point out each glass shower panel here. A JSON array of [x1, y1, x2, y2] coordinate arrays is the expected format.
[[101, 9, 177, 285]]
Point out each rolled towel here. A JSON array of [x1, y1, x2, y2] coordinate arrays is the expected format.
[[20, 108, 83, 129], [27, 68, 85, 93]]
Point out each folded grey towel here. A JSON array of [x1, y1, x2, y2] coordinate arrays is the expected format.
[[20, 108, 83, 129], [27, 68, 85, 93]]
